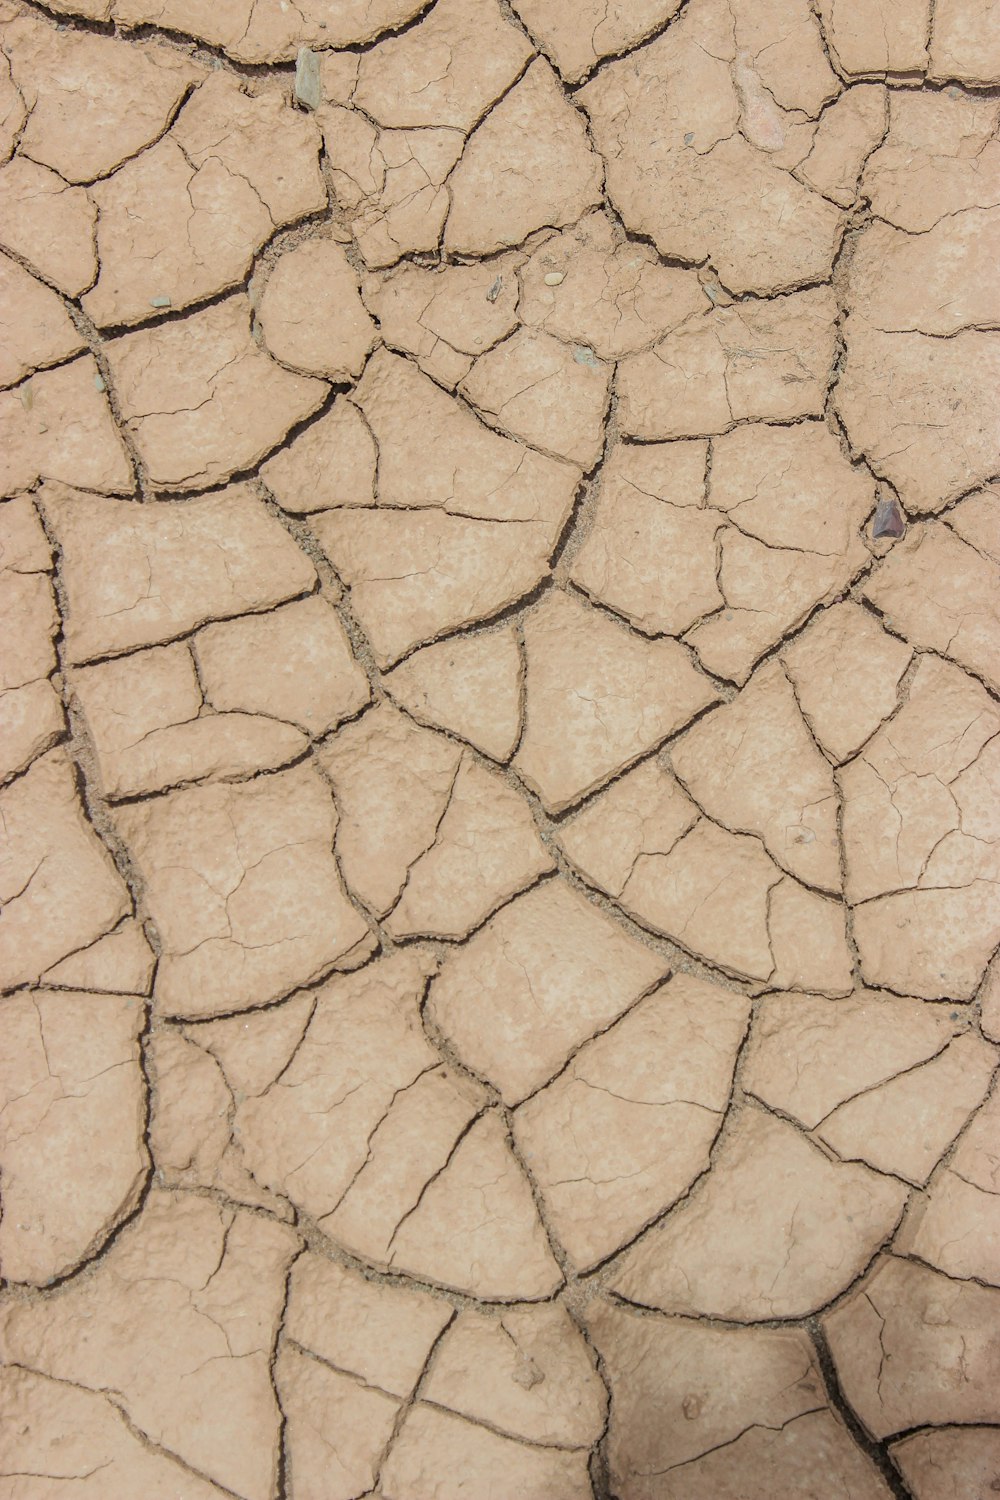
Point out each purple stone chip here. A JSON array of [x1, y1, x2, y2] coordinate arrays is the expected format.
[[872, 496, 906, 540]]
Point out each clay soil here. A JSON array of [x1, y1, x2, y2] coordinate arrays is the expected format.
[[1, 0, 999, 1495]]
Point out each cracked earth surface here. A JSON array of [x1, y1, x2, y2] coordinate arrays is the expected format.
[[1, 0, 999, 1495]]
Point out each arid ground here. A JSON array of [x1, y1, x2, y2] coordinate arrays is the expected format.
[[1, 0, 999, 1495]]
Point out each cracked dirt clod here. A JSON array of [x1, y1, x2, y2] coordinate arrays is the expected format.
[[0, 155, 98, 296], [460, 327, 612, 469], [744, 990, 999, 1184], [931, 0, 1000, 81], [117, 760, 374, 1018], [587, 1299, 894, 1499], [0, 357, 132, 497], [71, 637, 317, 803], [231, 962, 563, 1297], [381, 1402, 594, 1499], [847, 208, 1000, 338], [816, 0, 932, 74], [833, 86, 1000, 516], [511, 0, 684, 84], [309, 349, 580, 662], [558, 758, 854, 990], [797, 84, 887, 206], [892, 1427, 1000, 1500], [0, 988, 147, 1286], [278, 1339, 400, 1499], [347, 346, 580, 528], [617, 287, 840, 442], [863, 521, 1000, 693], [111, 0, 434, 60], [669, 658, 842, 892], [362, 254, 522, 388], [836, 327, 1000, 517], [815, 0, 935, 74], [611, 1103, 908, 1321], [840, 653, 1000, 999], [0, 1192, 300, 1500], [43, 482, 318, 664], [104, 296, 329, 491], [260, 395, 377, 514], [370, 1109, 565, 1298], [523, 213, 706, 357], [861, 92, 1000, 236], [444, 57, 605, 256], [382, 625, 523, 762], [320, 104, 466, 270], [0, 494, 66, 782], [311, 502, 560, 667], [743, 989, 971, 1128], [194, 594, 372, 737], [0, 1365, 230, 1500], [255, 236, 377, 381], [317, 701, 552, 935], [285, 1251, 453, 1396], [0, 253, 85, 389], [894, 1087, 1000, 1285], [427, 878, 668, 1104], [1, 9, 204, 185], [580, 0, 843, 296], [43, 917, 155, 994], [148, 1028, 291, 1218], [513, 588, 718, 812], [822, 1255, 1000, 1438], [0, 750, 131, 988], [569, 439, 722, 636], [84, 72, 327, 329], [422, 1302, 608, 1445], [354, 0, 533, 132], [628, 1408, 897, 1500], [2, 0, 1000, 1492], [514, 972, 750, 1270], [779, 602, 913, 764]]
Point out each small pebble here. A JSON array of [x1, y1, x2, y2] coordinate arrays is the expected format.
[[544, 271, 565, 286], [872, 495, 906, 540], [295, 46, 322, 111], [486, 276, 503, 303], [94, 372, 107, 392], [19, 382, 33, 411], [150, 295, 172, 309], [684, 131, 695, 145], [573, 345, 598, 366]]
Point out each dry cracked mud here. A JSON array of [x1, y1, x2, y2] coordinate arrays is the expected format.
[[1, 0, 999, 1495]]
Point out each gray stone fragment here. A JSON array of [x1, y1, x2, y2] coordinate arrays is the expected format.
[[295, 48, 322, 112]]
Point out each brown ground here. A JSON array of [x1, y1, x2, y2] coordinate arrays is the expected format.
[[1, 0, 1000, 1495]]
